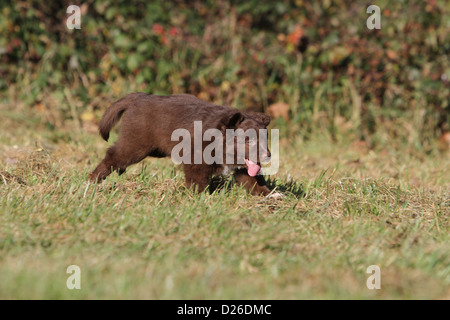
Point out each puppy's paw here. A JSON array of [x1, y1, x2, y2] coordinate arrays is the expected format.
[[267, 192, 284, 200]]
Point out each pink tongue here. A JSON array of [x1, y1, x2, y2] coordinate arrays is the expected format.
[[245, 159, 261, 177]]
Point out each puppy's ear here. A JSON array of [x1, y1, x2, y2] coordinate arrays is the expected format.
[[255, 113, 271, 126], [221, 111, 245, 128]]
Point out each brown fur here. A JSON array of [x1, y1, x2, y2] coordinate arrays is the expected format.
[[90, 93, 273, 196]]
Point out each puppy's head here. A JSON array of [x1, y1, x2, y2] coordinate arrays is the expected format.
[[221, 110, 271, 176]]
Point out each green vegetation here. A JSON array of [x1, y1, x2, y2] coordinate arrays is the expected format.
[[0, 1, 449, 299], [1, 1, 449, 145]]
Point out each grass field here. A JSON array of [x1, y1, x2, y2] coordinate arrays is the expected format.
[[0, 104, 449, 299]]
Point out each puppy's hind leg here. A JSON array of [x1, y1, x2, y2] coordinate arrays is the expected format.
[[89, 146, 117, 182], [89, 143, 148, 183]]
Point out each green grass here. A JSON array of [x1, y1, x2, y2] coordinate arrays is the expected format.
[[0, 107, 449, 299]]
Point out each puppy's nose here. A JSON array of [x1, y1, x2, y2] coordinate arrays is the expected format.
[[260, 151, 271, 163]]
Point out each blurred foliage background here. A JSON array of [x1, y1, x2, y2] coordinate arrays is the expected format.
[[0, 0, 449, 150]]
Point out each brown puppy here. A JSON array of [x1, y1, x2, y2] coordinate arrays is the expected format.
[[90, 93, 275, 196]]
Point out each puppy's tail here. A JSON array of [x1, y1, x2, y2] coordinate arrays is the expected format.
[[98, 96, 131, 141]]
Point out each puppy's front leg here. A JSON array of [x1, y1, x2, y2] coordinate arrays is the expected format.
[[183, 164, 213, 193], [233, 168, 271, 196]]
